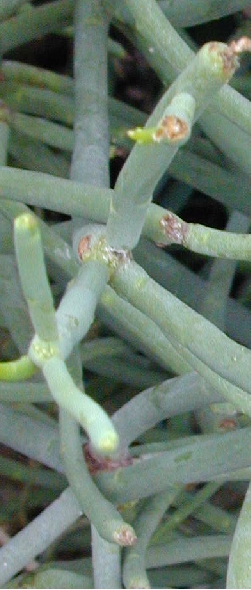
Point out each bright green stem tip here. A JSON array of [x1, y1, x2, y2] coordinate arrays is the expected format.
[[0, 355, 37, 381], [14, 212, 38, 234]]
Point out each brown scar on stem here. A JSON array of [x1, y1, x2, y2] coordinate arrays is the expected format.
[[77, 235, 91, 260], [219, 418, 238, 431], [154, 115, 189, 143], [160, 211, 189, 244], [84, 443, 134, 475]]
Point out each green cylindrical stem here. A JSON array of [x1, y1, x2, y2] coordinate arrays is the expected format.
[[70, 0, 109, 186], [0, 0, 74, 54], [14, 213, 58, 342], [111, 261, 251, 398], [0, 487, 82, 587], [123, 488, 179, 589], [59, 409, 136, 546], [146, 535, 232, 568], [56, 261, 109, 359], [43, 356, 119, 454], [106, 40, 239, 249], [227, 481, 251, 588]]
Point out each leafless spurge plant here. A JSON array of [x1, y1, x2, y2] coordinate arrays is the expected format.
[[2, 1, 251, 588]]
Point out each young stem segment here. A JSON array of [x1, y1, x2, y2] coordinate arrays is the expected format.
[[106, 39, 241, 250]]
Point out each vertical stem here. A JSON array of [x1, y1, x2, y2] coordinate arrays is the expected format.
[[227, 481, 251, 588], [92, 525, 121, 589], [70, 0, 109, 187], [70, 1, 121, 585]]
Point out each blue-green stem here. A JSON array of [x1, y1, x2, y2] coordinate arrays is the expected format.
[[113, 372, 221, 448], [134, 239, 251, 349], [105, 0, 249, 28], [0, 0, 74, 54], [227, 481, 251, 587], [0, 487, 82, 587], [96, 426, 251, 504], [14, 213, 58, 343], [111, 260, 251, 399], [98, 285, 190, 374], [70, 0, 109, 187], [152, 481, 222, 543], [123, 487, 180, 588], [146, 535, 232, 568], [44, 356, 118, 454], [59, 408, 136, 546], [56, 261, 109, 359], [107, 39, 238, 249]]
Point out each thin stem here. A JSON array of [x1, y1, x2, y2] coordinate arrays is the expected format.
[[105, 0, 250, 28], [98, 285, 190, 374], [113, 372, 221, 449], [0, 487, 82, 587], [146, 535, 232, 568], [70, 0, 109, 186], [111, 261, 251, 399], [59, 408, 136, 546], [91, 526, 121, 589], [0, 455, 66, 491], [107, 38, 239, 249], [227, 481, 251, 588], [96, 427, 251, 504], [0, 381, 52, 403], [0, 355, 36, 381], [123, 488, 180, 588], [14, 213, 58, 343], [55, 261, 109, 359], [156, 209, 251, 261], [43, 356, 118, 454], [152, 482, 221, 543], [0, 0, 74, 54]]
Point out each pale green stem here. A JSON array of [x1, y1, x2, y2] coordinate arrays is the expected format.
[[2, 59, 73, 93], [0, 0, 74, 54], [195, 211, 250, 434], [156, 208, 251, 260], [105, 0, 250, 28], [0, 198, 79, 279], [70, 0, 109, 186], [91, 526, 121, 589], [96, 426, 251, 504], [0, 381, 52, 403], [98, 285, 190, 374], [113, 372, 221, 449], [120, 0, 251, 167], [2, 165, 251, 252], [111, 260, 251, 398], [134, 239, 251, 349], [23, 567, 93, 589], [152, 482, 221, 543], [14, 213, 58, 342], [9, 130, 70, 178], [146, 535, 232, 568], [168, 149, 251, 218], [0, 402, 64, 473], [12, 112, 74, 151], [43, 356, 118, 454], [107, 38, 238, 249], [59, 408, 136, 546], [0, 487, 82, 587], [123, 488, 180, 589], [56, 261, 109, 359], [227, 481, 251, 587]]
